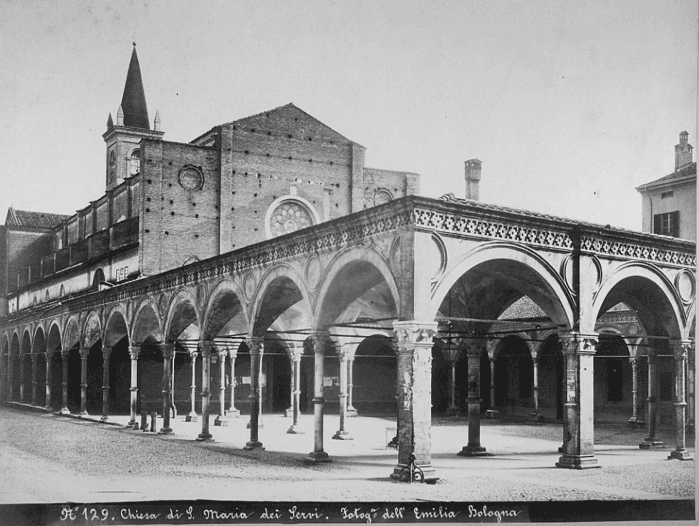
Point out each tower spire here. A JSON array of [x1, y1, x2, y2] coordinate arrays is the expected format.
[[120, 43, 150, 129]]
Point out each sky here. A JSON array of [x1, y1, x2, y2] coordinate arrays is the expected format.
[[0, 0, 696, 231]]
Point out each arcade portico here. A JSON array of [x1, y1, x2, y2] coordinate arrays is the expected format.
[[1, 194, 694, 480]]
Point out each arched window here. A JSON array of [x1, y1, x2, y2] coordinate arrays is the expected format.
[[93, 268, 105, 289], [129, 149, 140, 176]]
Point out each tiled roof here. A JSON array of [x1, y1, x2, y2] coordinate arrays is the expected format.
[[636, 162, 696, 191], [498, 296, 547, 321], [5, 208, 69, 229], [364, 167, 419, 177]]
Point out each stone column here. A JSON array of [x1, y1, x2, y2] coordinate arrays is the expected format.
[[640, 350, 663, 448], [60, 350, 70, 414], [285, 352, 294, 417], [244, 337, 264, 449], [79, 348, 89, 416], [128, 345, 140, 427], [228, 347, 240, 417], [687, 346, 695, 431], [214, 349, 228, 426], [159, 343, 175, 434], [485, 338, 498, 418], [186, 349, 198, 422], [306, 331, 331, 462], [443, 342, 461, 416], [531, 350, 541, 419], [627, 356, 640, 425], [197, 341, 214, 441], [333, 344, 353, 440], [6, 353, 12, 401], [287, 347, 304, 434], [30, 353, 38, 406], [390, 321, 438, 481], [668, 341, 692, 460], [44, 351, 53, 411], [556, 332, 599, 469], [100, 346, 111, 422], [458, 339, 487, 456], [19, 353, 26, 403], [347, 354, 357, 417]]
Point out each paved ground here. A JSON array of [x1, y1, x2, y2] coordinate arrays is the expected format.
[[0, 405, 694, 505]]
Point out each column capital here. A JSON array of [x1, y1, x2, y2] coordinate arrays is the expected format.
[[460, 337, 486, 356], [670, 340, 693, 359], [217, 348, 228, 359], [441, 340, 462, 362], [188, 348, 199, 359], [159, 342, 175, 359], [102, 346, 112, 359], [45, 349, 54, 358], [337, 344, 353, 361], [290, 345, 304, 361], [307, 331, 330, 355], [393, 321, 438, 348], [559, 332, 598, 355], [79, 347, 90, 359], [30, 353, 38, 363], [61, 349, 71, 359], [128, 345, 140, 360], [485, 337, 498, 360], [246, 336, 264, 355]]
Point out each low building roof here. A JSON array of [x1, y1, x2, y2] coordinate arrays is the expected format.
[[636, 162, 696, 192], [5, 208, 69, 229]]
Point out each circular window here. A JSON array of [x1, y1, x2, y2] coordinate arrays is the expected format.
[[179, 166, 204, 191], [269, 201, 314, 237], [374, 188, 393, 206]]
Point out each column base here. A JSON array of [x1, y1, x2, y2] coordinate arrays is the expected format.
[[457, 444, 488, 457], [287, 425, 304, 434], [668, 449, 693, 460], [227, 408, 240, 417], [390, 463, 438, 483], [332, 430, 353, 440], [304, 450, 331, 463], [485, 409, 499, 419], [214, 416, 228, 427], [159, 427, 173, 435], [79, 411, 89, 417], [639, 439, 664, 449], [58, 408, 71, 415], [347, 407, 358, 417], [244, 440, 264, 450], [99, 415, 110, 423], [43, 405, 52, 412], [196, 433, 214, 442], [556, 454, 599, 469], [185, 413, 198, 422], [284, 407, 293, 417]]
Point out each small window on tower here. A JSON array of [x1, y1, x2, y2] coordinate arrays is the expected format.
[[129, 149, 140, 176]]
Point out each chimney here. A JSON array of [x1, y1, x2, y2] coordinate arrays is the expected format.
[[464, 159, 482, 200], [675, 131, 693, 170]]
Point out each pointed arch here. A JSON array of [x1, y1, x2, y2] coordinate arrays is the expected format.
[[131, 296, 164, 344], [164, 287, 201, 343], [104, 304, 130, 347], [202, 278, 249, 341]]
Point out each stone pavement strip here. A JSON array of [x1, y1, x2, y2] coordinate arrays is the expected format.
[[0, 405, 694, 504]]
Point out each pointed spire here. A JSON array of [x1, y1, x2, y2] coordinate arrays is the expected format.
[[154, 110, 161, 131], [107, 113, 114, 129], [116, 105, 124, 126], [120, 44, 150, 129]]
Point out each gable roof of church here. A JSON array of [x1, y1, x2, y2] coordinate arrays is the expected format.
[[5, 208, 69, 229], [120, 46, 150, 129]]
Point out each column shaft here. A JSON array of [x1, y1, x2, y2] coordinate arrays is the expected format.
[[79, 348, 89, 416], [287, 350, 303, 434], [159, 344, 174, 434], [31, 354, 38, 406], [640, 351, 663, 448], [458, 342, 487, 456], [100, 347, 111, 422], [244, 338, 264, 449], [60, 351, 70, 414], [628, 357, 639, 425], [197, 342, 213, 441], [214, 350, 228, 426], [306, 331, 330, 462], [128, 346, 139, 427], [186, 351, 198, 422], [333, 346, 352, 440], [347, 357, 357, 416], [44, 352, 52, 411], [228, 353, 239, 416]]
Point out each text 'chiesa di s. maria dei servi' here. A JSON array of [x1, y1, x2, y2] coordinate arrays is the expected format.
[[0, 47, 694, 481]]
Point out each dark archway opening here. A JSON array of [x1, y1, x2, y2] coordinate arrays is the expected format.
[[494, 336, 533, 415], [353, 336, 395, 415]]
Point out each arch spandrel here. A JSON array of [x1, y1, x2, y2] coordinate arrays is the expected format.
[[81, 311, 103, 349], [428, 242, 575, 329], [590, 262, 685, 340], [312, 246, 400, 330]]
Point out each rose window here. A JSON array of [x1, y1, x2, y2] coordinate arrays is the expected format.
[[269, 201, 314, 237]]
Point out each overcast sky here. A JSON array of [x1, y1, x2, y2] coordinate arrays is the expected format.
[[0, 0, 696, 231]]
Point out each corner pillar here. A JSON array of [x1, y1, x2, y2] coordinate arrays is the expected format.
[[668, 341, 692, 460], [390, 321, 437, 482], [556, 332, 599, 469]]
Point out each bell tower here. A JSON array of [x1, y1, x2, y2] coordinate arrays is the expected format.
[[103, 44, 164, 191]]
